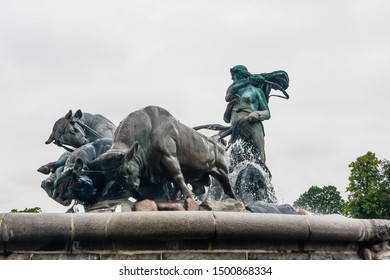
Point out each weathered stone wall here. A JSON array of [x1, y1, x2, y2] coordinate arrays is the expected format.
[[1, 212, 389, 260]]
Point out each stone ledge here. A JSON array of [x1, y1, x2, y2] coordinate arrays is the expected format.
[[0, 250, 366, 260], [1, 212, 390, 244], [71, 211, 216, 241], [214, 212, 309, 240]]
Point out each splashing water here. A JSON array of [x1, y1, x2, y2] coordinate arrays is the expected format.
[[229, 160, 277, 204], [205, 140, 277, 204]]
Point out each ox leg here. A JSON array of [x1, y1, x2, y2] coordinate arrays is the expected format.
[[161, 155, 194, 199], [37, 152, 70, 174], [211, 168, 237, 200]]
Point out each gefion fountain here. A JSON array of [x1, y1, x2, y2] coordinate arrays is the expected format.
[[1, 66, 389, 260]]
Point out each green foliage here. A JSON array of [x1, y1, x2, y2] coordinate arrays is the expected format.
[[11, 207, 42, 213], [380, 159, 390, 218], [343, 152, 390, 219], [293, 185, 345, 214]]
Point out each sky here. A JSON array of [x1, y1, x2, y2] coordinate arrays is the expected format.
[[0, 0, 389, 213]]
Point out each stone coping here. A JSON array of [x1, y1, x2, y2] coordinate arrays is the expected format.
[[1, 212, 389, 244]]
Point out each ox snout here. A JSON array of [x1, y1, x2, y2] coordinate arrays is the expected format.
[[133, 177, 141, 189], [123, 176, 140, 191], [54, 190, 72, 206]]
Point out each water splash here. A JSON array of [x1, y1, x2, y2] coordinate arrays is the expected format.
[[229, 160, 277, 204], [206, 140, 277, 204]]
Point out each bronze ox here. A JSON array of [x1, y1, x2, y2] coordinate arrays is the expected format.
[[40, 137, 177, 208], [90, 106, 236, 199], [45, 109, 116, 149], [39, 109, 116, 174], [51, 138, 130, 207], [39, 110, 117, 207]]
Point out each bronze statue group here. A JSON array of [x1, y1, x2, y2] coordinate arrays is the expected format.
[[38, 66, 290, 212]]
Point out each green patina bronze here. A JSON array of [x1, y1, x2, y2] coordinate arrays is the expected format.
[[37, 67, 290, 213], [224, 65, 289, 163]]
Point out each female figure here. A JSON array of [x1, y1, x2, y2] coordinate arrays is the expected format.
[[224, 65, 289, 164]]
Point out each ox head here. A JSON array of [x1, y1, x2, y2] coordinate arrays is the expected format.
[[54, 158, 97, 206], [89, 142, 141, 191], [45, 110, 88, 148]]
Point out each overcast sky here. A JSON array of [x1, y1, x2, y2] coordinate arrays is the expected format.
[[1, 0, 389, 212]]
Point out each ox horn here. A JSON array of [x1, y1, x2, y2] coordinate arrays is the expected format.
[[74, 109, 83, 119], [45, 132, 55, 144], [65, 109, 72, 119]]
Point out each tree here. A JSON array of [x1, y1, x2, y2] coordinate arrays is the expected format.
[[379, 159, 390, 218], [11, 207, 42, 213], [343, 152, 390, 219], [293, 185, 345, 214]]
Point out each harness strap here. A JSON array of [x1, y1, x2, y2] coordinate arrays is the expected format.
[[54, 141, 75, 152], [75, 121, 104, 139], [80, 169, 105, 175]]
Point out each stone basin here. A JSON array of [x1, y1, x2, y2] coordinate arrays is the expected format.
[[1, 212, 389, 260]]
